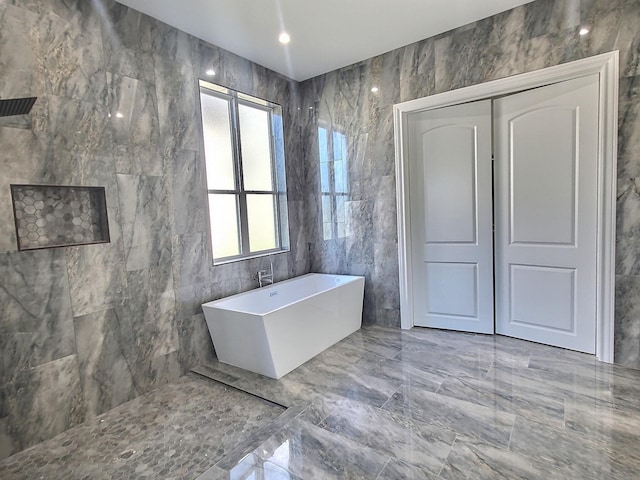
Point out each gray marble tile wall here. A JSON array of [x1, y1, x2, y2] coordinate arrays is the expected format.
[[0, 0, 308, 459], [1, 0, 639, 462], [300, 0, 640, 364]]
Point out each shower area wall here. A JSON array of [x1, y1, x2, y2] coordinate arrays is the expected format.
[[0, 0, 309, 459]]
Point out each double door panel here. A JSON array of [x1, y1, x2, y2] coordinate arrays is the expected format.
[[408, 74, 599, 353], [494, 74, 598, 353], [408, 100, 494, 334]]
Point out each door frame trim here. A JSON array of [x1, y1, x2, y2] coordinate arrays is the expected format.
[[393, 52, 618, 363]]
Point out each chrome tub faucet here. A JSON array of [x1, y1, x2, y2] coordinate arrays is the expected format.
[[255, 261, 274, 288]]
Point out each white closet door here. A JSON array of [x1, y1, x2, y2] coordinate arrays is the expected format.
[[494, 74, 599, 353], [408, 100, 494, 334]]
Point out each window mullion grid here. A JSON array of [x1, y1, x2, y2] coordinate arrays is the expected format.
[[267, 111, 282, 250], [245, 189, 279, 251], [236, 100, 282, 251], [230, 96, 251, 256], [200, 81, 288, 263], [327, 131, 339, 241]]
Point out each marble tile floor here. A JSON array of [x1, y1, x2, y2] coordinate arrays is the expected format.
[[0, 375, 285, 479], [2, 326, 640, 479], [193, 326, 640, 480]]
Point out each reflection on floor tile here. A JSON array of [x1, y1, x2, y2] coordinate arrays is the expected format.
[[317, 395, 455, 475], [3, 326, 640, 479], [439, 437, 547, 480], [381, 384, 515, 447], [254, 418, 389, 479], [195, 326, 640, 479], [0, 375, 284, 480]]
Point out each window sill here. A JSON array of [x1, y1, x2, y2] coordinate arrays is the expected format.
[[212, 247, 290, 266]]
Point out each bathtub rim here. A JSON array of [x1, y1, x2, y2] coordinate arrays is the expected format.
[[202, 273, 364, 317]]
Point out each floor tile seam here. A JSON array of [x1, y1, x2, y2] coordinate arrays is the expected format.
[[343, 334, 405, 352], [526, 357, 614, 374], [422, 384, 518, 424], [333, 431, 402, 478], [453, 437, 537, 480], [506, 415, 516, 450], [378, 400, 443, 433], [427, 417, 512, 451], [373, 399, 465, 454], [436, 378, 566, 419], [343, 357, 399, 382], [510, 415, 626, 458], [483, 359, 499, 379], [561, 396, 571, 430], [297, 376, 394, 409], [565, 408, 640, 435], [373, 456, 392, 480], [333, 366, 403, 406], [392, 346, 407, 361], [432, 372, 451, 394], [371, 438, 454, 478], [433, 386, 517, 415], [311, 402, 419, 455], [309, 406, 331, 427], [505, 440, 596, 480], [433, 367, 506, 398], [378, 382, 404, 411], [360, 347, 401, 361], [403, 360, 492, 379], [436, 434, 459, 478]]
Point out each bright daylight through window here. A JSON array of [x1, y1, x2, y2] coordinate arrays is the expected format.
[[198, 80, 289, 264]]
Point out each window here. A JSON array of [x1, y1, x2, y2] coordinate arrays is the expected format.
[[318, 126, 349, 240], [199, 80, 289, 264]]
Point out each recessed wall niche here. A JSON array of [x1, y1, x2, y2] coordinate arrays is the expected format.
[[10, 184, 110, 251]]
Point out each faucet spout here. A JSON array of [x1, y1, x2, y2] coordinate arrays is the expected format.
[[256, 261, 274, 288]]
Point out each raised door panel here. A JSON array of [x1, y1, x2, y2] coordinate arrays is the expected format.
[[423, 126, 477, 244], [495, 74, 599, 353], [510, 108, 577, 246], [510, 265, 576, 333], [408, 100, 494, 334], [425, 262, 478, 318]]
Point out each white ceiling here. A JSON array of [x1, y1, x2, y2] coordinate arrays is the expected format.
[[115, 0, 536, 82]]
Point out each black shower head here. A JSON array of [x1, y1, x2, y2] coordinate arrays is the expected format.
[[0, 97, 37, 117]]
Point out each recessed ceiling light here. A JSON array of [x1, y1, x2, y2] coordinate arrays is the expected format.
[[579, 27, 589, 35], [371, 87, 379, 93], [206, 68, 216, 76], [115, 112, 124, 118], [279, 32, 290, 44]]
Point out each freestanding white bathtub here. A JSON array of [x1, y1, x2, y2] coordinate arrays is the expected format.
[[202, 273, 365, 379]]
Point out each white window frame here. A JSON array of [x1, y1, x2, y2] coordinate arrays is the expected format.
[[199, 80, 290, 265]]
